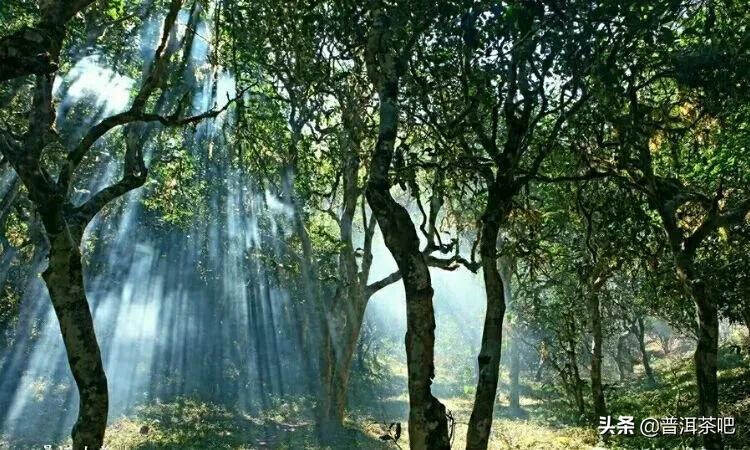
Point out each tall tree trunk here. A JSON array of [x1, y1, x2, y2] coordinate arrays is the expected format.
[[587, 292, 606, 420], [467, 202, 506, 450], [686, 275, 722, 449], [366, 177, 450, 448], [508, 336, 521, 413], [361, 4, 450, 447], [283, 152, 332, 429], [320, 125, 370, 428], [364, 46, 450, 450], [634, 317, 655, 383], [673, 255, 722, 450], [694, 296, 721, 449], [564, 317, 586, 418], [292, 205, 335, 433], [366, 150, 449, 450], [615, 334, 632, 382], [325, 300, 367, 425], [42, 229, 108, 449], [501, 258, 522, 416]]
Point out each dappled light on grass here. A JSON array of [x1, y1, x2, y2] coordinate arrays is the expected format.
[[97, 394, 599, 450], [101, 397, 387, 449]]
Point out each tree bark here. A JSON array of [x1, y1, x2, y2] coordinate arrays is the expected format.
[[365, 117, 450, 449], [694, 296, 721, 449], [0, 26, 59, 81], [508, 336, 521, 413], [587, 292, 606, 420], [466, 198, 507, 450], [633, 317, 655, 383], [290, 195, 336, 432], [319, 108, 378, 429], [42, 227, 108, 449], [676, 259, 722, 450], [324, 300, 367, 425], [0, 5, 206, 447], [615, 333, 633, 382], [363, 6, 450, 448], [325, 131, 365, 426], [459, 191, 516, 447], [0, 1, 96, 81]]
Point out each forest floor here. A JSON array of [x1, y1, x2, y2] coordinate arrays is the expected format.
[[3, 344, 747, 449], [88, 345, 749, 449]]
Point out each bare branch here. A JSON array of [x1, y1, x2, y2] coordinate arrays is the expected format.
[[425, 253, 480, 273], [530, 169, 615, 184], [365, 270, 402, 298]]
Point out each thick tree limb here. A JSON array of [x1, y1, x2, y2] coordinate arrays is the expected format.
[[0, 0, 97, 81], [531, 169, 616, 183], [0, 27, 57, 81], [365, 270, 402, 297], [684, 196, 750, 257]]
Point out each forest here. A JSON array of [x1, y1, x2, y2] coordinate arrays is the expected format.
[[0, 0, 749, 449]]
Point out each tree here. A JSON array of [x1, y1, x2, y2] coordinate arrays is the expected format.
[[0, 1, 241, 446], [405, 3, 592, 445], [362, 1, 452, 448], [0, 0, 97, 81], [581, 2, 750, 447]]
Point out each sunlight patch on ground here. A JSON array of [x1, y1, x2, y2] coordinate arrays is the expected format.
[[440, 396, 598, 450]]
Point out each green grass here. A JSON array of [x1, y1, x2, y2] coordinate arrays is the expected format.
[[605, 347, 750, 449], [5, 345, 747, 449], [101, 397, 388, 449]]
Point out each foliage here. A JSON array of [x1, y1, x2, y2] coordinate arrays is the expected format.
[[143, 143, 207, 228]]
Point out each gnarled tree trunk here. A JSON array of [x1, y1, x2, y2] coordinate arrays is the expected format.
[[365, 118, 450, 449], [676, 258, 722, 450], [322, 299, 367, 425], [43, 224, 108, 449], [324, 134, 366, 427], [363, 5, 450, 449], [467, 204, 505, 449], [0, 1, 96, 81], [466, 180, 516, 449]]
